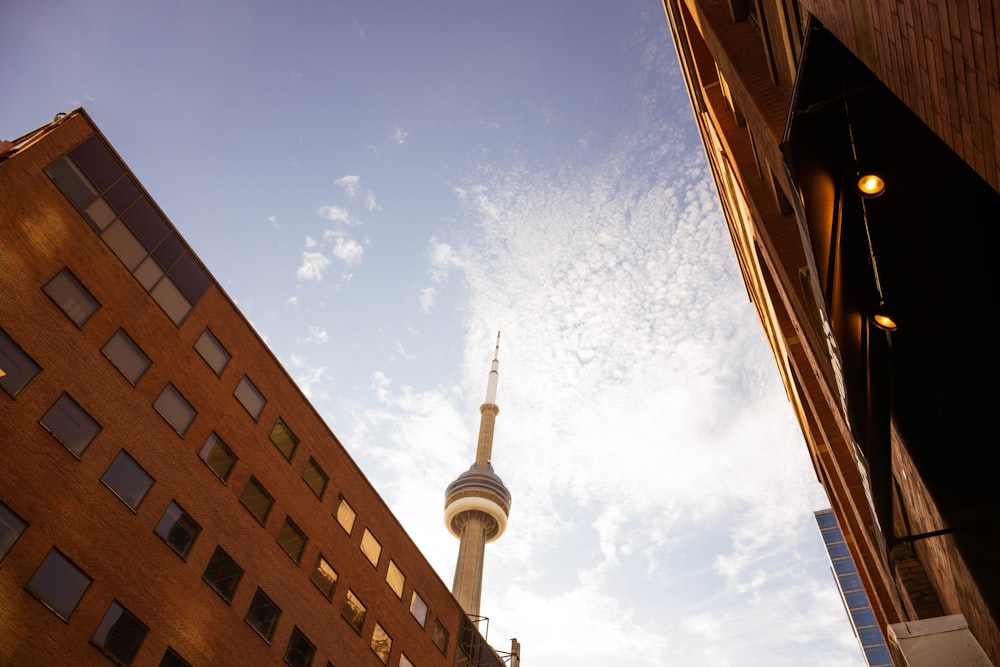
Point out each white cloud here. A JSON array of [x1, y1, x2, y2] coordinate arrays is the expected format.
[[389, 125, 407, 144], [296, 251, 331, 281], [317, 205, 351, 223], [304, 235, 317, 248], [418, 286, 435, 313], [427, 237, 460, 283], [266, 214, 278, 229], [335, 175, 361, 197], [364, 192, 379, 211], [295, 365, 325, 399], [332, 237, 364, 265], [286, 296, 298, 306], [305, 326, 330, 344]]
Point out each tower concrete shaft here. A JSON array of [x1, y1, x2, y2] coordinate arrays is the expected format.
[[444, 333, 511, 619]]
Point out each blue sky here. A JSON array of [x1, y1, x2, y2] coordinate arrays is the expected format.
[[4, 2, 865, 664]]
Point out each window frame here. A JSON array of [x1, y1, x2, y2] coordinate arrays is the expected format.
[[341, 590, 366, 635], [100, 449, 155, 511], [43, 268, 100, 328], [334, 496, 356, 535], [39, 392, 101, 457], [284, 626, 316, 667], [276, 516, 308, 564], [239, 476, 274, 525], [202, 546, 244, 603], [245, 588, 282, 643], [0, 501, 27, 563], [198, 432, 237, 483], [153, 383, 196, 436], [360, 528, 382, 568], [0, 328, 41, 398], [301, 457, 328, 499], [234, 374, 266, 420], [269, 418, 299, 461], [24, 548, 92, 620], [154, 500, 201, 559], [91, 600, 149, 666], [101, 328, 151, 386], [309, 554, 338, 600], [194, 328, 230, 376]]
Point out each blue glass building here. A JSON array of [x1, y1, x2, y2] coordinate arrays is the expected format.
[[815, 509, 894, 667]]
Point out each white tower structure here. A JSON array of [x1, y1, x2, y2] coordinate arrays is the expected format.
[[444, 332, 512, 619]]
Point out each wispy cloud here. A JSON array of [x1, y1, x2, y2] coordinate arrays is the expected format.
[[418, 287, 435, 313], [335, 175, 361, 197], [364, 192, 379, 211], [296, 250, 331, 281], [317, 205, 351, 224], [389, 125, 408, 144], [304, 326, 330, 344], [331, 236, 363, 265]]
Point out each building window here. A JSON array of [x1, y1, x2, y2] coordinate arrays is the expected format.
[[276, 516, 307, 564], [194, 328, 230, 376], [409, 591, 428, 627], [91, 601, 148, 666], [370, 623, 392, 665], [101, 450, 154, 511], [43, 268, 99, 328], [153, 383, 196, 436], [245, 588, 281, 642], [240, 476, 273, 525], [301, 458, 328, 499], [334, 496, 356, 534], [0, 501, 27, 562], [234, 375, 266, 420], [0, 328, 41, 397], [202, 547, 243, 602], [342, 590, 366, 634], [269, 418, 299, 460], [386, 560, 405, 599], [159, 648, 191, 667], [155, 501, 201, 559], [199, 433, 236, 482], [360, 528, 381, 567], [39, 392, 101, 456], [284, 627, 316, 667], [310, 555, 338, 600], [101, 329, 151, 385], [400, 654, 414, 667], [25, 548, 92, 620], [432, 619, 449, 655]]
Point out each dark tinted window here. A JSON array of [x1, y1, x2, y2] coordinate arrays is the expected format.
[[43, 269, 99, 327], [159, 648, 191, 667], [102, 329, 151, 385], [25, 549, 92, 620], [39, 393, 101, 456], [91, 601, 148, 666], [121, 198, 169, 251], [276, 517, 307, 564], [0, 502, 27, 562], [155, 501, 201, 558], [269, 419, 299, 460], [70, 134, 124, 192], [0, 328, 41, 397], [285, 627, 316, 667], [240, 477, 273, 525], [199, 433, 236, 482], [101, 450, 154, 510], [245, 588, 281, 642], [168, 252, 211, 303], [202, 547, 243, 602], [302, 458, 328, 499], [104, 176, 141, 214], [432, 618, 449, 654]]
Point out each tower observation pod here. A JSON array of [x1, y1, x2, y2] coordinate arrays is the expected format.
[[444, 332, 512, 619]]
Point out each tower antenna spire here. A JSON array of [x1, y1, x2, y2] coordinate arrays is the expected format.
[[444, 332, 512, 620]]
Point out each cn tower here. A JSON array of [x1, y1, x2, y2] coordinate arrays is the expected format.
[[444, 332, 512, 619]]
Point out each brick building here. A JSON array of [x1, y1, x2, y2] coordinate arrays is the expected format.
[[661, 1, 999, 663], [0, 110, 506, 667]]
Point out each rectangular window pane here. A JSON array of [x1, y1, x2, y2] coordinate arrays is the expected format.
[[432, 619, 449, 654], [155, 501, 201, 559], [334, 496, 356, 535], [361, 529, 381, 567], [409, 591, 428, 627], [240, 477, 273, 525], [234, 375, 266, 420], [103, 219, 147, 271], [102, 329, 151, 385], [310, 555, 338, 599], [159, 648, 191, 667], [386, 560, 405, 598], [202, 547, 243, 602], [0, 502, 27, 562], [284, 627, 316, 667], [121, 198, 168, 251], [91, 601, 148, 666], [276, 517, 307, 564], [43, 268, 99, 327], [302, 458, 328, 499], [70, 134, 124, 192], [25, 548, 92, 620], [194, 328, 229, 375], [101, 450, 154, 511], [342, 590, 366, 634], [154, 383, 196, 436], [45, 156, 99, 216], [39, 392, 101, 456], [199, 433, 236, 482], [371, 623, 392, 665], [400, 654, 415, 667], [168, 251, 211, 304], [269, 418, 299, 460], [150, 276, 192, 325], [245, 588, 281, 642], [0, 328, 41, 397]]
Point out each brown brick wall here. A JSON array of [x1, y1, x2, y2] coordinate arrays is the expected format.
[[0, 112, 463, 667], [803, 0, 1000, 192]]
